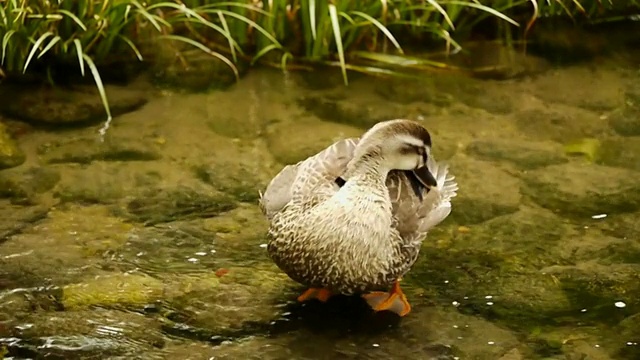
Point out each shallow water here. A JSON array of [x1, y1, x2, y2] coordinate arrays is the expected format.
[[1, 45, 639, 360]]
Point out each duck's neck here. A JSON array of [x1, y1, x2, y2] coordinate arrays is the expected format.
[[342, 153, 389, 186]]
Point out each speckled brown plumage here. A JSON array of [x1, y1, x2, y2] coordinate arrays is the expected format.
[[259, 119, 458, 296]]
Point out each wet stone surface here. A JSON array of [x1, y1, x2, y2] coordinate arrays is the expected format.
[[0, 57, 639, 360], [0, 121, 25, 170]]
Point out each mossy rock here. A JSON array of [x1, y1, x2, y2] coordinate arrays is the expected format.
[[0, 84, 147, 126], [0, 122, 25, 170], [123, 186, 237, 225], [62, 273, 164, 309], [465, 139, 568, 170], [520, 162, 640, 219]]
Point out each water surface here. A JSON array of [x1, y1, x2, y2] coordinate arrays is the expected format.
[[0, 44, 639, 360]]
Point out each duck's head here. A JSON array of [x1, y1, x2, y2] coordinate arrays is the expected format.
[[353, 119, 438, 191]]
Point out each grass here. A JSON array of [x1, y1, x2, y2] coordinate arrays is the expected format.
[[1, 0, 639, 135]]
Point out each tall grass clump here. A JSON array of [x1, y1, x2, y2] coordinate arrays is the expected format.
[[1, 0, 638, 133]]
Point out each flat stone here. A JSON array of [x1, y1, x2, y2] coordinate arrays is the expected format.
[[37, 136, 162, 165], [609, 107, 640, 137], [0, 84, 148, 125], [465, 139, 568, 170], [0, 122, 25, 169], [0, 202, 49, 243], [520, 161, 640, 218]]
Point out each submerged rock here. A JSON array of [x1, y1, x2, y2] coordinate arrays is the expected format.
[[520, 161, 640, 218], [0, 122, 26, 169], [528, 66, 624, 111], [0, 166, 60, 204], [595, 137, 640, 171], [122, 186, 237, 225], [515, 104, 607, 142], [152, 50, 247, 92], [0, 84, 147, 125], [374, 77, 454, 106], [297, 92, 405, 128], [0, 202, 49, 243], [265, 118, 362, 164], [445, 156, 521, 225], [465, 139, 568, 170], [37, 136, 162, 165], [62, 273, 164, 309]]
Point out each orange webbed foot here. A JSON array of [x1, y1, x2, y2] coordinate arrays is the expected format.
[[297, 287, 333, 303], [361, 280, 411, 316]]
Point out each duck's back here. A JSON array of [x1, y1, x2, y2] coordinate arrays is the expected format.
[[259, 137, 456, 241]]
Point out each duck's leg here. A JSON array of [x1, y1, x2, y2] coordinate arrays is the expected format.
[[361, 280, 411, 316], [297, 287, 333, 302]]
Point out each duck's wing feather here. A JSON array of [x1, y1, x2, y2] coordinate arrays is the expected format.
[[259, 136, 458, 239], [388, 155, 458, 244], [259, 138, 359, 220]]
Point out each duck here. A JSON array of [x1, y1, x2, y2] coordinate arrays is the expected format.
[[259, 119, 458, 316]]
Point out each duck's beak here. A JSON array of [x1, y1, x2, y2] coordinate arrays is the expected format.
[[406, 166, 437, 201]]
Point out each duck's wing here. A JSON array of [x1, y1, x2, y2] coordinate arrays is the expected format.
[[388, 155, 458, 244], [259, 138, 359, 220]]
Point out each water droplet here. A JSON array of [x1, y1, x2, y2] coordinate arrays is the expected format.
[[591, 214, 607, 219], [463, 296, 469, 300], [259, 243, 268, 248], [444, 280, 449, 284], [581, 308, 587, 312], [136, 252, 144, 257], [195, 252, 207, 256], [372, 343, 380, 347], [488, 341, 495, 345], [187, 258, 198, 263], [453, 325, 459, 328], [595, 344, 600, 348], [615, 301, 626, 308], [485, 295, 493, 299], [486, 302, 494, 306], [457, 336, 463, 340], [452, 301, 460, 307], [626, 342, 635, 346], [210, 249, 217, 253]]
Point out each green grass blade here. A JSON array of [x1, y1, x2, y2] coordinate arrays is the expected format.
[[38, 35, 61, 59], [24, 32, 53, 73], [213, 10, 283, 48], [350, 11, 403, 53], [425, 0, 455, 30], [328, 4, 347, 86], [81, 53, 112, 138], [73, 39, 85, 76], [57, 9, 88, 31], [251, 43, 279, 65], [217, 12, 237, 62], [281, 52, 293, 70], [159, 34, 239, 81], [310, 0, 317, 40], [442, 1, 520, 27], [1, 30, 15, 65], [118, 35, 143, 61], [131, 1, 165, 32]]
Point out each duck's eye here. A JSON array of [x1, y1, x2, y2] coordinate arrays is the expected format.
[[400, 145, 423, 155]]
